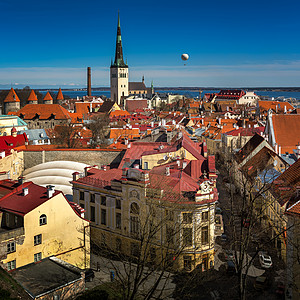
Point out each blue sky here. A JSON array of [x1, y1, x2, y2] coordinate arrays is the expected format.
[[0, 0, 299, 88]]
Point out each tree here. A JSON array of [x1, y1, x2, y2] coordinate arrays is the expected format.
[[51, 122, 82, 148], [219, 150, 290, 300], [74, 174, 217, 300], [88, 113, 110, 148]]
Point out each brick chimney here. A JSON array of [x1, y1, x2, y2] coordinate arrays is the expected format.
[[87, 67, 91, 97]]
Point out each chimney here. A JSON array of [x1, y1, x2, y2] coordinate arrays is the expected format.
[[87, 67, 91, 97], [18, 176, 25, 185], [165, 166, 170, 176], [23, 187, 29, 196], [296, 143, 300, 159], [72, 172, 80, 181], [47, 185, 55, 198], [102, 165, 107, 171], [0, 151, 5, 158]]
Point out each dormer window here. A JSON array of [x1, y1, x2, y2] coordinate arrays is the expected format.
[[39, 214, 47, 226]]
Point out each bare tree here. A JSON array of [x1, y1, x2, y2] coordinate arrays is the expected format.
[[86, 178, 216, 300], [88, 113, 110, 148]]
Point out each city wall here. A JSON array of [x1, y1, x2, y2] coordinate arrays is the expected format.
[[23, 149, 125, 170]]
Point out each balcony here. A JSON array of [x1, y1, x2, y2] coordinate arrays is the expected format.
[[0, 227, 24, 241]]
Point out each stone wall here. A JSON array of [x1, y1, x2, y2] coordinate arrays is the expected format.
[[23, 149, 125, 170]]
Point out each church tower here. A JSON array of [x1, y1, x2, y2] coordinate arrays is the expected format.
[[110, 13, 128, 106]]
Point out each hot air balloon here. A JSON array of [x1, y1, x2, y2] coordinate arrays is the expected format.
[[181, 53, 189, 65]]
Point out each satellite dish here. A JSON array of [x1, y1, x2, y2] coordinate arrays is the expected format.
[[181, 53, 189, 66]]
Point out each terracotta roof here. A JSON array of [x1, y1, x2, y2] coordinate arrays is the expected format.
[[27, 90, 38, 102], [0, 182, 61, 216], [4, 88, 20, 103], [109, 110, 131, 118], [235, 133, 265, 164], [56, 88, 64, 101], [15, 104, 71, 120], [272, 114, 300, 154], [109, 128, 140, 140], [43, 91, 53, 101], [225, 126, 265, 137], [258, 100, 294, 114], [272, 159, 300, 206]]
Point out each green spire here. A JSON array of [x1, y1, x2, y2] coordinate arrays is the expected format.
[[112, 12, 127, 67]]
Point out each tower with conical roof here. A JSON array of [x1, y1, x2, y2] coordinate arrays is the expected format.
[[110, 13, 128, 106], [27, 89, 38, 104], [43, 91, 53, 104], [56, 88, 64, 105], [4, 88, 20, 114]]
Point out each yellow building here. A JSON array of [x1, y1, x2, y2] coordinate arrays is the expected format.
[[72, 146, 218, 271], [0, 181, 90, 271], [0, 115, 28, 136]]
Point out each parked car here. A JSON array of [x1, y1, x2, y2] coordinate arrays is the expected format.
[[258, 252, 272, 268], [254, 276, 267, 290], [84, 269, 95, 282]]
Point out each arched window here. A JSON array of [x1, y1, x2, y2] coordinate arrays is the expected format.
[[130, 203, 140, 215], [130, 203, 140, 236], [39, 214, 47, 226]]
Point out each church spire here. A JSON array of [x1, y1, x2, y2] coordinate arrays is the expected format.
[[112, 12, 127, 67]]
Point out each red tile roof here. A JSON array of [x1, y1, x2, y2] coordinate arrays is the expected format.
[[56, 88, 64, 101], [27, 90, 38, 102], [272, 159, 300, 206], [0, 182, 61, 216], [15, 104, 72, 120], [225, 126, 265, 137], [259, 100, 294, 114], [126, 99, 148, 112], [4, 88, 20, 103], [0, 133, 28, 156], [43, 91, 53, 101], [272, 114, 300, 154]]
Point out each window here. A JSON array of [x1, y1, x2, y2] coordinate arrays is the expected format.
[[183, 213, 192, 224], [183, 228, 192, 246], [130, 242, 140, 257], [144, 162, 148, 170], [183, 256, 192, 271], [39, 214, 47, 226], [90, 206, 95, 222], [101, 196, 106, 206], [130, 203, 140, 214], [101, 209, 106, 225], [165, 209, 174, 221], [34, 252, 42, 262], [202, 211, 209, 221], [7, 241, 16, 253], [116, 213, 122, 229], [201, 226, 209, 244], [150, 247, 156, 262], [34, 234, 42, 246], [116, 199, 121, 209], [90, 193, 95, 203], [79, 191, 84, 200], [116, 238, 122, 251], [166, 226, 174, 244], [7, 260, 16, 271], [130, 216, 140, 235]]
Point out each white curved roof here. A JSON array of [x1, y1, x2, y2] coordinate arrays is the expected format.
[[24, 161, 89, 196]]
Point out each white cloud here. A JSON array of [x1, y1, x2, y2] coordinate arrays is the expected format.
[[0, 61, 300, 88]]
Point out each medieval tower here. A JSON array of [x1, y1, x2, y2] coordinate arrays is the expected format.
[[110, 14, 128, 106]]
